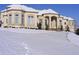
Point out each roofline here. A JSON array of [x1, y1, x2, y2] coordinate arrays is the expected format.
[[1, 9, 38, 13], [39, 13, 59, 15]]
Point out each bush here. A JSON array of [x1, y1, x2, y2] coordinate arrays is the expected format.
[[37, 22, 42, 29], [75, 28, 79, 35]]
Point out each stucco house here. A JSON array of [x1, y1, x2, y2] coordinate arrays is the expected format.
[[0, 4, 75, 32]]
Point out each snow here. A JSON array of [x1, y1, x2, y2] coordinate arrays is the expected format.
[[0, 28, 79, 55], [68, 32, 79, 46], [38, 9, 58, 15], [2, 5, 58, 15], [60, 15, 75, 21], [1, 9, 7, 12], [68, 17, 75, 20], [0, 28, 52, 33], [1, 4, 38, 12], [1, 4, 75, 21], [63, 16, 69, 19]]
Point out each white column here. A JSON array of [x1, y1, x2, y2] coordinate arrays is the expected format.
[[34, 15, 38, 29], [24, 13, 27, 28], [42, 17, 45, 30], [49, 16, 51, 30], [19, 13, 22, 26], [56, 17, 59, 30], [53, 19, 56, 29], [12, 13, 15, 25]]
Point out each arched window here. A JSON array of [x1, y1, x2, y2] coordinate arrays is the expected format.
[[15, 14, 19, 24], [27, 16, 31, 26], [27, 16, 34, 28]]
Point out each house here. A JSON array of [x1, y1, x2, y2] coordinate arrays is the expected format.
[[0, 4, 75, 32]]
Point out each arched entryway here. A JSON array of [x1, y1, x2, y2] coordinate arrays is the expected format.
[[51, 16, 57, 30], [45, 16, 49, 30]]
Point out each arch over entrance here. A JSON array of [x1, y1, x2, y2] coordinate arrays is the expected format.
[[51, 16, 57, 30]]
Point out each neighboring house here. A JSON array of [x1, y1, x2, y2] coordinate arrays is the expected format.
[[0, 4, 75, 32]]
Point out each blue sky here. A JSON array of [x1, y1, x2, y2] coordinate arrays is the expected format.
[[0, 4, 79, 26]]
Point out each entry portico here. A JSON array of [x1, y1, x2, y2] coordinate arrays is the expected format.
[[42, 15, 58, 30]]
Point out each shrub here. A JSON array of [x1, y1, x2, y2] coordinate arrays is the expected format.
[[37, 22, 42, 29], [75, 28, 79, 35]]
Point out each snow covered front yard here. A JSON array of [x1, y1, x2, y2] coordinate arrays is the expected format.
[[68, 32, 79, 46], [0, 28, 79, 55]]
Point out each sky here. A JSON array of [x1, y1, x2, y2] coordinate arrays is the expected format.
[[0, 4, 79, 26]]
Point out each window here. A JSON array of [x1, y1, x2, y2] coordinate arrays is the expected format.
[[31, 16, 33, 18], [9, 14, 12, 24], [28, 16, 31, 25], [15, 14, 19, 24], [27, 16, 34, 28]]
